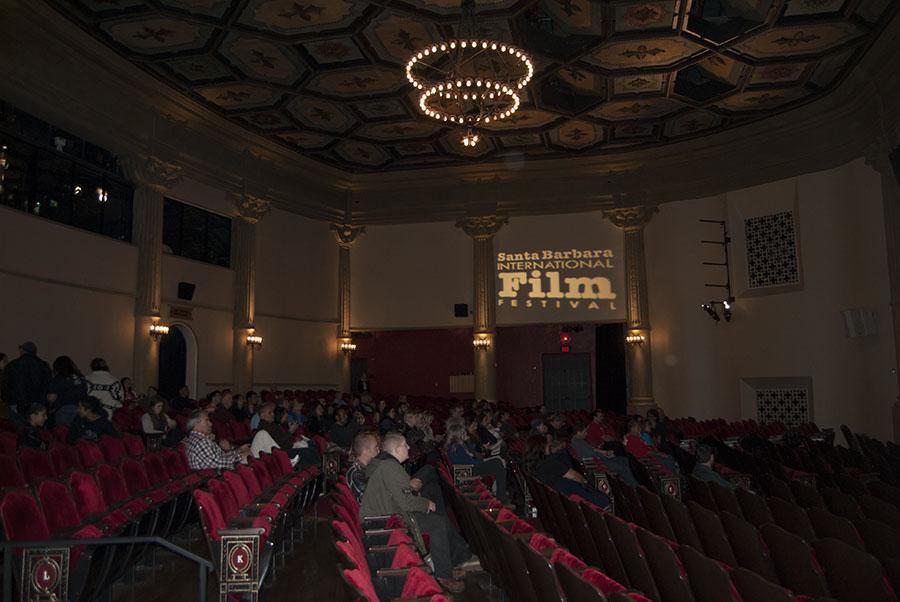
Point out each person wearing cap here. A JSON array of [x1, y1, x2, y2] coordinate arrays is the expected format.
[[1, 342, 51, 417]]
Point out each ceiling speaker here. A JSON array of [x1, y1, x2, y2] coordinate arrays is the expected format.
[[454, 303, 469, 318]]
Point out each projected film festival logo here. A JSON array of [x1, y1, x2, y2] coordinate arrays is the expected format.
[[496, 248, 617, 312]]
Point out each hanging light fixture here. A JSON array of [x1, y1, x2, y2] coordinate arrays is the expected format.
[[405, 0, 534, 147]]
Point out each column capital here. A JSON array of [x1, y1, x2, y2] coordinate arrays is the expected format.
[[231, 192, 271, 224], [455, 215, 508, 240], [603, 205, 658, 230], [331, 223, 366, 248], [120, 154, 182, 193]]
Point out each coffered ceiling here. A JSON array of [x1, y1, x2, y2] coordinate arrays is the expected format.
[[44, 0, 898, 174]]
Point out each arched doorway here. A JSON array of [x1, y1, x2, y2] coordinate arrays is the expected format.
[[158, 323, 198, 400]]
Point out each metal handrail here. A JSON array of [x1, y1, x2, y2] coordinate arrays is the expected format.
[[1, 535, 214, 601]]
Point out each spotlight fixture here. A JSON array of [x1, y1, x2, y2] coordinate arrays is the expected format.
[[700, 298, 735, 323], [246, 335, 263, 349], [723, 299, 733, 322], [473, 336, 491, 350], [149, 323, 169, 340], [625, 332, 645, 345], [340, 340, 357, 353]]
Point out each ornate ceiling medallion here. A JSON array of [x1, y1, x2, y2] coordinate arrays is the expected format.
[[404, 0, 534, 147]]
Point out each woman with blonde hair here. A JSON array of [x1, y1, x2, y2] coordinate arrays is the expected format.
[[445, 422, 508, 504]]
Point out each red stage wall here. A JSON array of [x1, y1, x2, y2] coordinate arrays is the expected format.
[[353, 324, 597, 407]]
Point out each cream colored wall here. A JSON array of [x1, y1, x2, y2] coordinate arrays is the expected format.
[[646, 159, 896, 440], [0, 205, 137, 377], [351, 221, 473, 329]]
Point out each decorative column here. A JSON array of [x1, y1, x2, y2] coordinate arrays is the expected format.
[[231, 194, 270, 395], [121, 155, 181, 395], [332, 223, 365, 394], [866, 142, 900, 442], [457, 215, 508, 402], [603, 205, 658, 415]]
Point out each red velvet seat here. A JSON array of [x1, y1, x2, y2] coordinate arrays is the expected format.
[[36, 479, 97, 534], [122, 433, 145, 457], [207, 478, 274, 538], [75, 440, 105, 468], [67, 470, 130, 531], [0, 454, 26, 488], [237, 464, 291, 505], [119, 457, 170, 504], [193, 488, 269, 544], [19, 447, 56, 484], [94, 463, 150, 516], [48, 442, 83, 476], [0, 432, 17, 455], [222, 470, 281, 522], [99, 435, 127, 463]]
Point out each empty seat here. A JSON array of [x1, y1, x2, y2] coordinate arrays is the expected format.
[[822, 487, 865, 521], [813, 537, 897, 602], [686, 476, 718, 513], [635, 527, 695, 602], [678, 545, 739, 602], [516, 537, 566, 602], [855, 518, 900, 561], [859, 495, 900, 530], [709, 481, 743, 518], [604, 515, 661, 601], [730, 567, 797, 602], [662, 494, 705, 551], [687, 501, 737, 566], [19, 447, 56, 484], [0, 454, 26, 488], [807, 506, 865, 550], [637, 487, 678, 542], [582, 498, 631, 586], [719, 511, 779, 583], [736, 488, 775, 528], [767, 496, 817, 541], [48, 442, 83, 475], [760, 523, 830, 598], [555, 561, 611, 602], [790, 480, 825, 509]]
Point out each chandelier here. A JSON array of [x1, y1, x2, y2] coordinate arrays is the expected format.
[[405, 0, 534, 147]]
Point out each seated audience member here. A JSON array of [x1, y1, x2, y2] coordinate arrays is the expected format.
[[305, 402, 330, 436], [586, 409, 618, 448], [252, 403, 319, 466], [142, 397, 183, 447], [183, 410, 248, 471], [475, 411, 501, 450], [211, 392, 236, 424], [286, 400, 305, 426], [445, 423, 509, 504], [18, 403, 49, 449], [529, 418, 549, 439], [692, 444, 735, 490], [45, 355, 87, 426], [121, 377, 137, 404], [361, 432, 477, 591], [498, 410, 516, 439], [624, 417, 679, 473], [570, 423, 638, 487], [444, 405, 465, 432], [329, 406, 359, 450], [229, 394, 250, 422], [526, 435, 610, 509], [346, 431, 380, 502], [378, 407, 401, 435], [547, 413, 571, 439], [3, 342, 51, 416], [647, 408, 675, 441], [85, 358, 124, 415], [169, 385, 195, 412], [66, 396, 121, 444]]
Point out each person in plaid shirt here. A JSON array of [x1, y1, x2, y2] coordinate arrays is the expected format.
[[183, 410, 249, 470]]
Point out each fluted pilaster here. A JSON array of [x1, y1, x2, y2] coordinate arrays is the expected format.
[[332, 223, 365, 394], [604, 205, 657, 414], [121, 154, 181, 394], [457, 215, 508, 401], [230, 193, 267, 394]]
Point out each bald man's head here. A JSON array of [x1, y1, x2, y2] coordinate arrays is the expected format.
[[382, 432, 410, 464]]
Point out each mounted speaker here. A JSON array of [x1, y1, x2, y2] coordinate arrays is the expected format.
[[842, 308, 877, 338], [177, 282, 196, 301], [454, 303, 469, 318]]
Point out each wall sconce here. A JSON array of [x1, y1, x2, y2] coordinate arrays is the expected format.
[[246, 335, 263, 349], [625, 332, 645, 345], [340, 340, 357, 353], [473, 337, 491, 350], [149, 323, 169, 341]]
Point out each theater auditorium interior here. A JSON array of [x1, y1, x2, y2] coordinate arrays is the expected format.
[[2, 0, 900, 600]]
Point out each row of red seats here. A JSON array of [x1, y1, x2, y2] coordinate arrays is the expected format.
[[329, 479, 451, 601], [0, 444, 204, 600], [192, 448, 321, 592], [438, 461, 652, 602]]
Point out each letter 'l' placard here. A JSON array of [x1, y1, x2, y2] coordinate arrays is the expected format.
[[22, 548, 68, 602], [220, 531, 261, 601]]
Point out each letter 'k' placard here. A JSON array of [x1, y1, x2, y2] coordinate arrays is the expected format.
[[220, 531, 261, 601]]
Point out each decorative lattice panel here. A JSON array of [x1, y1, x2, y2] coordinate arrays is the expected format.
[[745, 211, 799, 289], [756, 387, 810, 426]]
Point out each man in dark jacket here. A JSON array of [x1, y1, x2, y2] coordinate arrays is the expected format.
[[2, 342, 51, 416], [66, 396, 121, 444], [17, 403, 49, 449], [691, 444, 735, 490], [360, 432, 476, 591]]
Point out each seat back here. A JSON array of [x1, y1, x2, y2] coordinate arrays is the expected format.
[[635, 527, 695, 602], [814, 537, 896, 602], [207, 479, 241, 522], [807, 506, 865, 550], [555, 561, 609, 602], [687, 501, 737, 565], [708, 481, 743, 518], [0, 454, 26, 488], [719, 511, 779, 583], [0, 432, 16, 455], [48, 443, 82, 476], [663, 494, 704, 551], [122, 433, 145, 457], [19, 447, 56, 484], [94, 464, 132, 505], [638, 487, 678, 542], [855, 518, 900, 562], [224, 469, 253, 507], [678, 545, 739, 602], [75, 440, 105, 468], [760, 523, 830, 598], [822, 487, 865, 521], [99, 435, 127, 463], [0, 490, 52, 541], [559, 492, 603, 568], [859, 495, 900, 530], [730, 567, 797, 602], [68, 470, 109, 517], [686, 476, 718, 512], [248, 457, 274, 488], [237, 464, 263, 497], [142, 453, 169, 486], [735, 488, 775, 528], [516, 537, 566, 602], [789, 480, 825, 509], [581, 500, 631, 586], [119, 456, 153, 495], [193, 488, 226, 542], [604, 515, 661, 601], [36, 479, 82, 532]]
